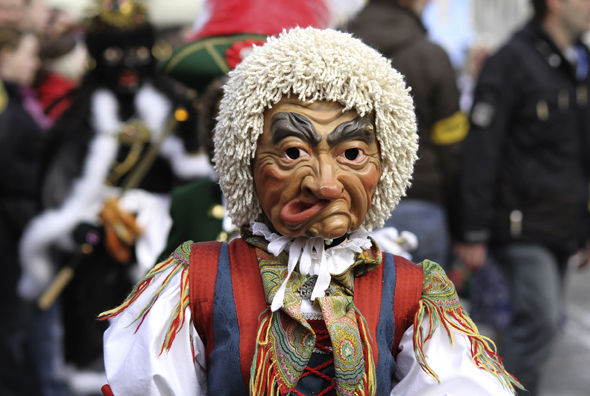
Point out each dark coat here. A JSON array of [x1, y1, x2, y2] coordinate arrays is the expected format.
[[347, 1, 464, 206], [0, 81, 44, 277], [457, 21, 590, 252], [0, 81, 44, 396], [0, 82, 44, 229]]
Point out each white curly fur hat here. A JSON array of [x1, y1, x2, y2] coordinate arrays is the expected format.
[[213, 27, 418, 231]]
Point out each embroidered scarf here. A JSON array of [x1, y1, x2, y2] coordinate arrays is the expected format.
[[242, 228, 382, 396]]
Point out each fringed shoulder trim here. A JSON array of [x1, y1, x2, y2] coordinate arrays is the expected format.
[[99, 241, 194, 356], [413, 260, 523, 394]]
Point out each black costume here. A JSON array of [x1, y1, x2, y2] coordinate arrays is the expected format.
[[19, 14, 209, 369]]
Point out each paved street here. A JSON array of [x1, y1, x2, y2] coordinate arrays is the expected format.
[[539, 263, 590, 396]]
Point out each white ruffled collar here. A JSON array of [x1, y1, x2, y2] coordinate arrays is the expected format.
[[250, 222, 372, 312]]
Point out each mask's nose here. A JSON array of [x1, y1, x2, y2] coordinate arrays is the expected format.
[[302, 155, 344, 200], [123, 51, 137, 68]]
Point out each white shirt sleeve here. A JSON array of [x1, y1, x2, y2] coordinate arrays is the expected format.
[[103, 266, 208, 396], [391, 318, 515, 396]]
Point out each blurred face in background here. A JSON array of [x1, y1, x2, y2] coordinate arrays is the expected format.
[[86, 24, 156, 96], [0, 33, 41, 86], [0, 0, 25, 27], [558, 0, 590, 38]]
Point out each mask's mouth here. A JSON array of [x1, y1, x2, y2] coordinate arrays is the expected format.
[[118, 69, 140, 88], [280, 199, 331, 226]]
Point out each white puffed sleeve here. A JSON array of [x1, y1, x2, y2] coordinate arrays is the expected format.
[[103, 260, 208, 395], [390, 260, 521, 396], [391, 319, 516, 396]]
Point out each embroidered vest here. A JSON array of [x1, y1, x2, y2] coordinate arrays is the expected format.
[[189, 238, 423, 395]]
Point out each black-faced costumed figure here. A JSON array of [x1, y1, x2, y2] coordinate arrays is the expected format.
[[18, 0, 212, 370]]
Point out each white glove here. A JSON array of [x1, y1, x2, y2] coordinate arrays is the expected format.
[[370, 227, 418, 260]]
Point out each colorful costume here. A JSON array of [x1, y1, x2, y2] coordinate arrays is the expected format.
[[101, 27, 521, 395]]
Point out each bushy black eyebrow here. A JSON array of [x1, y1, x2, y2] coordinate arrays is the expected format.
[[270, 112, 322, 146], [327, 115, 375, 146]]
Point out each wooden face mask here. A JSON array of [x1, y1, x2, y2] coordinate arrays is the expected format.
[[253, 97, 382, 239]]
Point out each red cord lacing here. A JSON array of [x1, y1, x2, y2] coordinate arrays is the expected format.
[[290, 329, 336, 396]]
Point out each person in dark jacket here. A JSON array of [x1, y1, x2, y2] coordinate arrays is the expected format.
[[454, 0, 590, 394], [347, 0, 468, 270], [0, 27, 44, 396]]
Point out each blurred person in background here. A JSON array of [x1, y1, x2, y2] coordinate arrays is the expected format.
[[17, 0, 209, 392], [347, 0, 468, 270], [33, 5, 80, 123], [0, 27, 43, 396], [454, 0, 590, 394]]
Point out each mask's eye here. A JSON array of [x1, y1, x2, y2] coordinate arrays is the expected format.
[[103, 47, 123, 63], [344, 148, 360, 161], [285, 147, 301, 160], [131, 46, 150, 62]]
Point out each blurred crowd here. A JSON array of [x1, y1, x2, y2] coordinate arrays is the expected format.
[[1, 0, 589, 395]]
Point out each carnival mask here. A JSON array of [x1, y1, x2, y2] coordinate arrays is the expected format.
[[86, 23, 156, 95], [253, 97, 382, 240]]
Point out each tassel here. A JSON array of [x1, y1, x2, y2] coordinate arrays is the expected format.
[[249, 309, 279, 396], [355, 308, 376, 396], [413, 260, 524, 393], [159, 264, 191, 354], [413, 298, 524, 393], [98, 242, 192, 354]]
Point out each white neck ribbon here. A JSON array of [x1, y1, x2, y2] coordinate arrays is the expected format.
[[250, 222, 372, 312]]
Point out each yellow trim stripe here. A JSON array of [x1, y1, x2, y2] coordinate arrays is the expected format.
[[0, 81, 7, 114], [431, 111, 469, 145], [205, 42, 230, 74]]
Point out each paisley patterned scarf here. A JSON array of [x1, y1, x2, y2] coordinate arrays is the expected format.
[[242, 228, 382, 396]]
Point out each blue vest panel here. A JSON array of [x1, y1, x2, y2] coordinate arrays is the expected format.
[[208, 243, 247, 395], [375, 252, 397, 393]]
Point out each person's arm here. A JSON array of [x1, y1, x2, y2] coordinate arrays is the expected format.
[[454, 46, 520, 270], [429, 45, 469, 207], [391, 261, 521, 395], [391, 321, 514, 396], [101, 242, 207, 395]]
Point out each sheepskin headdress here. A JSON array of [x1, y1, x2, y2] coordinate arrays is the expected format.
[[214, 27, 418, 231]]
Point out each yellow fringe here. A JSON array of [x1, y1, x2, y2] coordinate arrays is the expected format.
[[356, 308, 376, 396], [250, 310, 282, 396]]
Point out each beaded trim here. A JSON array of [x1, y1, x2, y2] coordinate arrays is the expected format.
[[301, 312, 323, 321]]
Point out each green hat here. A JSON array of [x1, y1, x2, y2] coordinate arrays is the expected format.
[[158, 34, 266, 92], [156, 0, 353, 92]]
